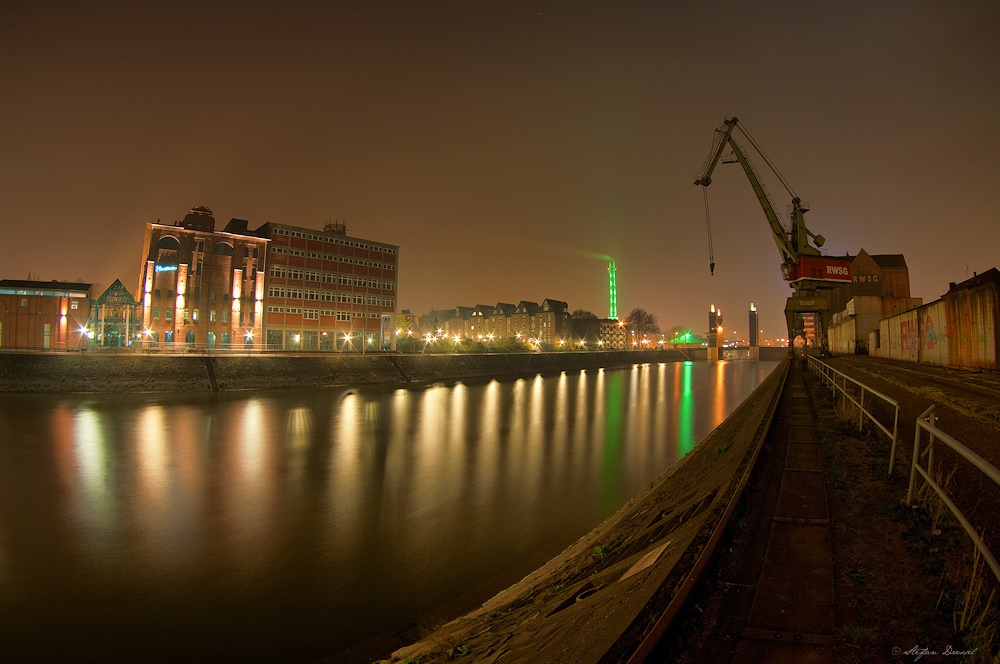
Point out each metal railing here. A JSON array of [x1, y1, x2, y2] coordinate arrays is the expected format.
[[906, 405, 1000, 583], [804, 354, 902, 475]]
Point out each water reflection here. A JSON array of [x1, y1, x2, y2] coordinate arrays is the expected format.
[[0, 361, 777, 662]]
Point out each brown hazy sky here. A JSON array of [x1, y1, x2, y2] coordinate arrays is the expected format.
[[2, 1, 998, 339]]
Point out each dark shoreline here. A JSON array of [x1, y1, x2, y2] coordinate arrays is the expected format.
[[0, 348, 786, 394]]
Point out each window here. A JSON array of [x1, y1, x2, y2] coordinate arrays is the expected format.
[[194, 286, 200, 300], [197, 240, 205, 252], [153, 307, 159, 320], [154, 289, 161, 298], [337, 312, 351, 321], [253, 247, 259, 258], [192, 309, 199, 322], [70, 301, 79, 310], [210, 310, 216, 322], [183, 309, 190, 322], [165, 309, 172, 321], [222, 310, 229, 323], [167, 290, 174, 298]]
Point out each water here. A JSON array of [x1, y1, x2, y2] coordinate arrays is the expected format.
[[0, 360, 777, 662]]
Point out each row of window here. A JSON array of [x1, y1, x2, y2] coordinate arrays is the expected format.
[[152, 307, 228, 323], [266, 306, 355, 322], [268, 266, 395, 290], [270, 246, 396, 270], [266, 286, 394, 307], [270, 228, 397, 254]]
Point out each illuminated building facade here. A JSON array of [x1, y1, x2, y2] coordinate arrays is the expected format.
[[536, 299, 569, 344], [256, 221, 398, 351], [0, 279, 92, 349], [600, 318, 627, 349], [136, 206, 268, 349], [87, 279, 140, 347]]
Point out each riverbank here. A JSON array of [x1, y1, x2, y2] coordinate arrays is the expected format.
[[359, 359, 789, 664], [0, 348, 697, 393]]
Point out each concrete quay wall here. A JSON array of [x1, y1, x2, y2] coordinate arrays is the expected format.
[[0, 349, 690, 394]]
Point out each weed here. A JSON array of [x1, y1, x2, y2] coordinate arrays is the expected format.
[[842, 624, 877, 647], [522, 589, 534, 600], [447, 643, 472, 659], [554, 583, 565, 592], [716, 440, 732, 457], [592, 544, 610, 561]]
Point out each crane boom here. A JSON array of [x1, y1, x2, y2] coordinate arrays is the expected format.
[[693, 114, 853, 351], [695, 116, 800, 264], [694, 116, 848, 287]]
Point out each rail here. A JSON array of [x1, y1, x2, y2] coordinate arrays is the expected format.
[[804, 354, 901, 474], [906, 405, 1000, 583]]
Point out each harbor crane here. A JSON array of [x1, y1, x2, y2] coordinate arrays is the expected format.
[[694, 115, 851, 348]]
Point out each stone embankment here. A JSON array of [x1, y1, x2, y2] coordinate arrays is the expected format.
[[368, 359, 789, 663], [0, 349, 696, 393]]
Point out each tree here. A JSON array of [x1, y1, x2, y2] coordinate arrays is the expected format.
[[571, 309, 598, 320], [626, 308, 659, 345], [394, 314, 412, 334]]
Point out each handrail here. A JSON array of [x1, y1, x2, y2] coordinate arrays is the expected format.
[[804, 354, 901, 475], [906, 405, 1000, 583]]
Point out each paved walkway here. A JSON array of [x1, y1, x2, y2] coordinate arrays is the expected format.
[[732, 360, 835, 662]]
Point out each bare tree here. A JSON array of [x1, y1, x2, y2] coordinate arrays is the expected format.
[[626, 308, 659, 343]]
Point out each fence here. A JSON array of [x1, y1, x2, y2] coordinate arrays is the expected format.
[[906, 405, 1000, 583], [804, 354, 902, 474]]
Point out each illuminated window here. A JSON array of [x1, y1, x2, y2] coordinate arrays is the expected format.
[[192, 309, 199, 322], [70, 301, 79, 310], [183, 309, 190, 322]]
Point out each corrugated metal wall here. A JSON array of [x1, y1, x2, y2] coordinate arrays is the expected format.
[[877, 282, 998, 370]]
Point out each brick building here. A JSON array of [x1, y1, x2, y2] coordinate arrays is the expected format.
[[0, 279, 92, 349], [136, 206, 269, 349], [256, 221, 398, 351]]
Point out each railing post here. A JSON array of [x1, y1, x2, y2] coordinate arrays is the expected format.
[[888, 407, 900, 476], [907, 420, 922, 506], [928, 409, 937, 479], [859, 388, 865, 432]]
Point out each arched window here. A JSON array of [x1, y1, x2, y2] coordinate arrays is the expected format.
[[211, 243, 235, 256], [185, 330, 195, 347], [156, 236, 181, 251], [206, 331, 216, 349], [220, 332, 230, 348]]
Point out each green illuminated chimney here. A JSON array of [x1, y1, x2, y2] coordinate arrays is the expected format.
[[608, 259, 618, 320]]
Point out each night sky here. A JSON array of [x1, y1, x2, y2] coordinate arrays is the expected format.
[[3, 1, 998, 340]]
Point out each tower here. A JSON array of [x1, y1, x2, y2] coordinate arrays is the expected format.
[[749, 302, 760, 360], [608, 259, 618, 320]]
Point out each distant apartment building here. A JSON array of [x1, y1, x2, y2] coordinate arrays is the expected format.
[[600, 318, 628, 349], [422, 298, 570, 345], [511, 301, 540, 339], [535, 299, 569, 344], [136, 206, 269, 349], [0, 279, 92, 349], [257, 221, 398, 350]]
